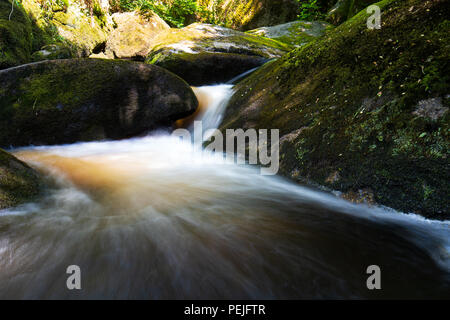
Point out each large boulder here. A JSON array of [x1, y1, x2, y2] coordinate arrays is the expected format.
[[21, 0, 111, 58], [148, 52, 268, 86], [247, 20, 333, 47], [197, 0, 299, 30], [220, 0, 449, 219], [0, 148, 42, 210], [146, 23, 292, 85], [103, 11, 170, 60], [51, 4, 108, 57], [0, 59, 198, 147], [2, 0, 113, 69]]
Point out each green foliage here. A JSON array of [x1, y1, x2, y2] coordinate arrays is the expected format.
[[113, 0, 214, 28], [295, 0, 326, 21]]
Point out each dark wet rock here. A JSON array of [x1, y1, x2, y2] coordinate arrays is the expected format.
[[0, 59, 198, 147], [150, 51, 268, 86]]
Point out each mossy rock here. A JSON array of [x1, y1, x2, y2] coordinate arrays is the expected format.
[[220, 0, 450, 219], [247, 20, 334, 47], [149, 51, 268, 86], [0, 0, 34, 69], [0, 59, 198, 147], [0, 148, 42, 210], [146, 23, 292, 85], [21, 0, 73, 55], [197, 0, 299, 30], [1, 0, 111, 70], [51, 6, 108, 57]]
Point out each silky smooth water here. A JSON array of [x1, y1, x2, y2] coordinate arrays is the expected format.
[[0, 85, 449, 299]]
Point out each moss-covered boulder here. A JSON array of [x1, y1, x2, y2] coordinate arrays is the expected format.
[[2, 0, 113, 69], [150, 51, 267, 86], [21, 0, 77, 57], [147, 23, 292, 59], [247, 20, 333, 47], [0, 0, 34, 69], [327, 0, 379, 25], [197, 0, 299, 30], [220, 0, 449, 219], [0, 148, 42, 210], [0, 59, 198, 147], [146, 23, 292, 85], [51, 4, 108, 57], [103, 11, 170, 60]]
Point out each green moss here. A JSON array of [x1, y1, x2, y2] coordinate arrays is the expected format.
[[0, 0, 34, 69], [1, 0, 109, 70], [0, 58, 198, 147], [145, 23, 292, 84], [147, 23, 292, 63], [221, 0, 450, 219]]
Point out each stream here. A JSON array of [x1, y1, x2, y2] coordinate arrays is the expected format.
[[0, 84, 449, 299]]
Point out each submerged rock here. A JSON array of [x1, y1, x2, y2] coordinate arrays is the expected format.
[[247, 20, 333, 47], [146, 23, 292, 85], [0, 148, 42, 210], [220, 0, 450, 219], [0, 59, 198, 147], [104, 11, 170, 60]]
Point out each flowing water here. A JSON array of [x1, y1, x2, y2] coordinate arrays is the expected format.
[[0, 85, 449, 299]]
